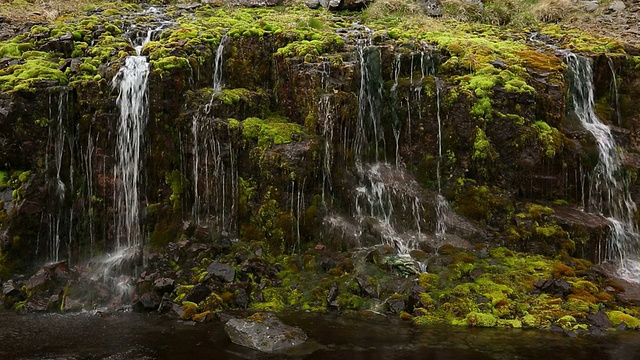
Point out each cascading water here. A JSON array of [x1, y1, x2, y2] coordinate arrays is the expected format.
[[46, 88, 70, 262], [434, 81, 451, 250], [606, 57, 621, 126], [319, 61, 334, 204], [112, 34, 151, 249], [565, 52, 640, 282]]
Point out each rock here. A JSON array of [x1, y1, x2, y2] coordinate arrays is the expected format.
[[182, 284, 211, 304], [175, 2, 202, 9], [228, 0, 283, 6], [153, 277, 175, 294], [386, 294, 407, 314], [608, 0, 626, 12], [2, 280, 21, 297], [587, 310, 613, 329], [224, 313, 307, 352], [533, 278, 572, 296], [327, 281, 339, 307], [25, 269, 52, 292], [233, 288, 249, 309], [205, 260, 235, 283], [419, 0, 442, 16], [580, 1, 599, 12], [38, 32, 75, 57], [605, 278, 640, 306], [132, 292, 161, 312]]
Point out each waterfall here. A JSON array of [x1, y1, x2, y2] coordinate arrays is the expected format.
[[565, 52, 640, 282], [434, 81, 450, 249], [112, 36, 150, 249], [390, 54, 401, 167], [192, 36, 227, 223], [606, 57, 621, 126], [46, 88, 70, 262], [354, 34, 384, 162], [319, 61, 334, 204], [190, 36, 237, 235]]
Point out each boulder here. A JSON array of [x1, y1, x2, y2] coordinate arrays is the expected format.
[[153, 277, 175, 294], [419, 0, 442, 16], [182, 284, 211, 304], [205, 260, 235, 283], [224, 313, 307, 352]]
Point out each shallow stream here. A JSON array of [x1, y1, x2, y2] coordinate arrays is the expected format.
[[2, 311, 640, 359]]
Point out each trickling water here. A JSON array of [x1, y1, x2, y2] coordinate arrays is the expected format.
[[193, 36, 227, 223], [354, 163, 425, 255], [434, 81, 451, 249], [319, 61, 334, 205], [354, 33, 384, 162], [390, 54, 402, 167], [606, 57, 621, 126], [565, 53, 640, 282], [46, 89, 70, 262]]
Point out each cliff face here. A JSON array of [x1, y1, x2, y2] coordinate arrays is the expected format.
[[0, 3, 638, 275]]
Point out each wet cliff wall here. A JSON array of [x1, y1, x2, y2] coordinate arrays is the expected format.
[[0, 4, 639, 274]]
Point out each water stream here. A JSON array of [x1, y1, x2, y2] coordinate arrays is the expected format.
[[2, 311, 639, 360], [565, 52, 640, 282]]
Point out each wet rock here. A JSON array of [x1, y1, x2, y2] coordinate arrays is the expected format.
[[385, 294, 407, 314], [182, 284, 211, 304], [224, 313, 307, 352], [327, 281, 339, 307], [153, 277, 175, 294], [24, 297, 48, 312], [233, 288, 249, 309], [356, 273, 379, 298], [132, 292, 161, 312], [38, 32, 75, 57], [605, 278, 640, 306], [533, 278, 572, 296], [419, 0, 442, 16], [2, 280, 21, 297], [228, 0, 283, 6], [62, 297, 83, 312], [587, 310, 613, 329], [205, 260, 235, 283]]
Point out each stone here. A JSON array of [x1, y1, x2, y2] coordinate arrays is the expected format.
[[132, 292, 161, 312], [608, 0, 626, 12], [2, 280, 21, 297], [38, 32, 75, 57], [386, 294, 407, 314], [580, 1, 599, 12], [224, 313, 307, 352], [228, 0, 283, 6], [153, 277, 175, 294], [327, 281, 339, 306], [419, 0, 442, 16], [182, 284, 211, 304], [205, 260, 235, 283], [587, 310, 613, 329]]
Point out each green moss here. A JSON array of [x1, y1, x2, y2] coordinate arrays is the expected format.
[[0, 58, 68, 92], [151, 56, 191, 73], [0, 171, 8, 190], [459, 311, 497, 327], [242, 117, 305, 147], [533, 121, 563, 158], [606, 310, 640, 329], [216, 88, 253, 106], [472, 127, 496, 161]]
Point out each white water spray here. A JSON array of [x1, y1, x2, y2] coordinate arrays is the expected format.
[[565, 52, 640, 282]]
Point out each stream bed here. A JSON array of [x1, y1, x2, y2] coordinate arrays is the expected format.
[[1, 311, 640, 359]]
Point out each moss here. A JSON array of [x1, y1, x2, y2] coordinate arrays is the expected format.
[[250, 288, 286, 312], [181, 301, 198, 320], [0, 171, 8, 190], [606, 310, 640, 329], [459, 311, 497, 327], [216, 88, 254, 106], [472, 127, 497, 162], [151, 56, 191, 72], [418, 273, 440, 290], [556, 314, 577, 330], [0, 58, 68, 92], [532, 121, 563, 158], [241, 117, 305, 147]]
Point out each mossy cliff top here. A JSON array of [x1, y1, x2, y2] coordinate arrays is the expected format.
[[0, 0, 634, 94]]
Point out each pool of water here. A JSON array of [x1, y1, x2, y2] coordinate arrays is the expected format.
[[1, 310, 639, 360]]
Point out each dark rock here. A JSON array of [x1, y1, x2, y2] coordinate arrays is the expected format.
[[205, 260, 235, 283], [25, 269, 52, 292], [132, 292, 161, 312], [606, 278, 640, 306], [587, 310, 613, 329], [419, 0, 442, 16], [616, 322, 628, 331], [356, 273, 379, 298], [182, 284, 211, 304], [234, 288, 249, 309], [24, 297, 48, 312], [533, 278, 572, 296], [2, 280, 21, 297], [38, 32, 75, 57], [228, 0, 282, 6], [62, 297, 83, 312], [224, 313, 307, 352], [327, 281, 339, 306], [153, 277, 175, 294], [386, 294, 407, 314]]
